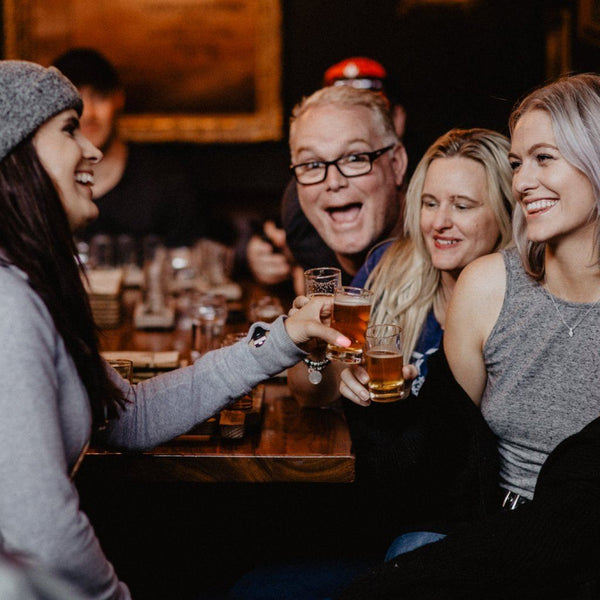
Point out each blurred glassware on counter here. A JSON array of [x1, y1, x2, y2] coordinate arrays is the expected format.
[[142, 234, 164, 264], [88, 234, 114, 269], [221, 332, 254, 411], [168, 246, 198, 295], [133, 247, 175, 330], [116, 234, 144, 288], [190, 292, 228, 361], [248, 295, 284, 323], [107, 358, 134, 383], [75, 239, 90, 267]]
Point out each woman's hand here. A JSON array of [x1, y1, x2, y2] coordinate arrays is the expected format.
[[284, 295, 350, 349], [340, 364, 418, 407]]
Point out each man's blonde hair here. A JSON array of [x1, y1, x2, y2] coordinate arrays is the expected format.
[[289, 86, 398, 149]]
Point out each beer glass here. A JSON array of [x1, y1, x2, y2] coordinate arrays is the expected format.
[[364, 324, 404, 402], [190, 293, 228, 359], [326, 286, 373, 363], [248, 295, 284, 323], [303, 267, 342, 297], [221, 332, 253, 409], [108, 358, 134, 383]]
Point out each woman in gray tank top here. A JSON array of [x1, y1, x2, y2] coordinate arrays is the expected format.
[[334, 73, 600, 600], [445, 73, 600, 503]]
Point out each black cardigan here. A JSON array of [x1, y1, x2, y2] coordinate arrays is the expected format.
[[338, 353, 600, 599], [343, 348, 500, 532]]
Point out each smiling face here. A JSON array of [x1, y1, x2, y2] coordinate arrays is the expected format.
[[420, 156, 501, 280], [290, 104, 406, 264], [509, 109, 596, 248], [33, 109, 102, 231]]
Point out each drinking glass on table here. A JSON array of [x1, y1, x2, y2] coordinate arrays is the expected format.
[[108, 359, 134, 383], [190, 292, 228, 360], [303, 267, 342, 297], [248, 295, 284, 323], [221, 332, 253, 410], [364, 324, 406, 402], [326, 286, 373, 364]]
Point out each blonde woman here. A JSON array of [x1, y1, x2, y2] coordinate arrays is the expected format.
[[354, 127, 513, 398]]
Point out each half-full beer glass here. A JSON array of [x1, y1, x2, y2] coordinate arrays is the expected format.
[[364, 324, 404, 402], [326, 286, 373, 363]]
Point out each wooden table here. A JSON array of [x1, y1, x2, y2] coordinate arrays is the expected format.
[[87, 290, 355, 483]]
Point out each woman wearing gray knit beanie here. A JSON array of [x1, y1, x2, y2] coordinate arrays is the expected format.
[[0, 61, 350, 600]]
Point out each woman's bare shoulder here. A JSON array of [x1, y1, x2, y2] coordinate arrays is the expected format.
[[455, 252, 506, 300]]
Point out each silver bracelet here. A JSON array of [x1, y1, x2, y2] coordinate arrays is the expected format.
[[303, 356, 330, 385]]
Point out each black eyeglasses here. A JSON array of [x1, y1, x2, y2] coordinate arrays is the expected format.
[[290, 144, 396, 185]]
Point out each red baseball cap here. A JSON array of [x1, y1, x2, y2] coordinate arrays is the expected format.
[[323, 57, 387, 93]]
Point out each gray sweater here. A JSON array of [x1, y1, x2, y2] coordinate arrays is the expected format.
[[0, 259, 305, 600]]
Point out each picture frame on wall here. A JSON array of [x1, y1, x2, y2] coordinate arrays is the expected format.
[[578, 0, 600, 45], [3, 0, 283, 143]]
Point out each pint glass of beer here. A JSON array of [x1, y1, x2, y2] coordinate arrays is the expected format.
[[326, 286, 373, 363], [304, 267, 342, 297], [364, 324, 404, 402]]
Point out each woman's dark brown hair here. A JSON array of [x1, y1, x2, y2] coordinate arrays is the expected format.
[[0, 137, 126, 427]]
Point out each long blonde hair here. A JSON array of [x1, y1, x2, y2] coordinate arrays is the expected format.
[[509, 73, 600, 279], [366, 128, 515, 360]]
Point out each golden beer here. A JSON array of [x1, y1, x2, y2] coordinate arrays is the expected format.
[[365, 349, 404, 402], [326, 287, 373, 363]]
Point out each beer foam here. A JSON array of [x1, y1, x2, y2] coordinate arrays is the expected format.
[[334, 295, 371, 306]]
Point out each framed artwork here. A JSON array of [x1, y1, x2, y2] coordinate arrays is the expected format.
[[3, 0, 283, 143], [578, 0, 600, 45]]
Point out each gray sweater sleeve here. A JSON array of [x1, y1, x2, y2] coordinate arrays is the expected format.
[[0, 270, 130, 600], [1, 260, 305, 599], [102, 315, 306, 449]]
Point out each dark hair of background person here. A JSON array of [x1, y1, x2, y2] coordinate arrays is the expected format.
[[52, 47, 121, 93], [0, 139, 126, 426]]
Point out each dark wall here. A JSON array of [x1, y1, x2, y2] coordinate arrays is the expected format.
[[4, 0, 590, 231], [184, 0, 558, 227]]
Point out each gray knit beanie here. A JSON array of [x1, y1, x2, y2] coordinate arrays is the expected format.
[[0, 60, 83, 162]]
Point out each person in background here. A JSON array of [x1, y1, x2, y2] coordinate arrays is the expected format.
[[336, 72, 600, 599], [0, 60, 350, 600], [247, 58, 407, 291], [52, 48, 202, 251]]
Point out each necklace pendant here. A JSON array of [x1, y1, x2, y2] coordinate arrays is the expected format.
[[568, 328, 574, 337], [308, 368, 322, 385]]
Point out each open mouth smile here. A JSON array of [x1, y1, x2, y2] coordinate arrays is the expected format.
[[326, 202, 362, 224]]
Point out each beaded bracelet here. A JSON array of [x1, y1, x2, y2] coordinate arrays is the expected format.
[[303, 356, 330, 384]]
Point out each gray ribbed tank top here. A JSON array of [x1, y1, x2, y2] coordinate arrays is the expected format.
[[481, 247, 600, 499]]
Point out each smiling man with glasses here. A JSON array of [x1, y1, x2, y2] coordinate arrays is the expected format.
[[287, 85, 407, 277]]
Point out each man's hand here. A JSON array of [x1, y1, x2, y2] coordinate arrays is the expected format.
[[247, 221, 293, 285], [340, 363, 416, 406]]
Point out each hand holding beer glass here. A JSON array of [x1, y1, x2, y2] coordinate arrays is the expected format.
[[325, 286, 373, 364], [364, 324, 405, 401]]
